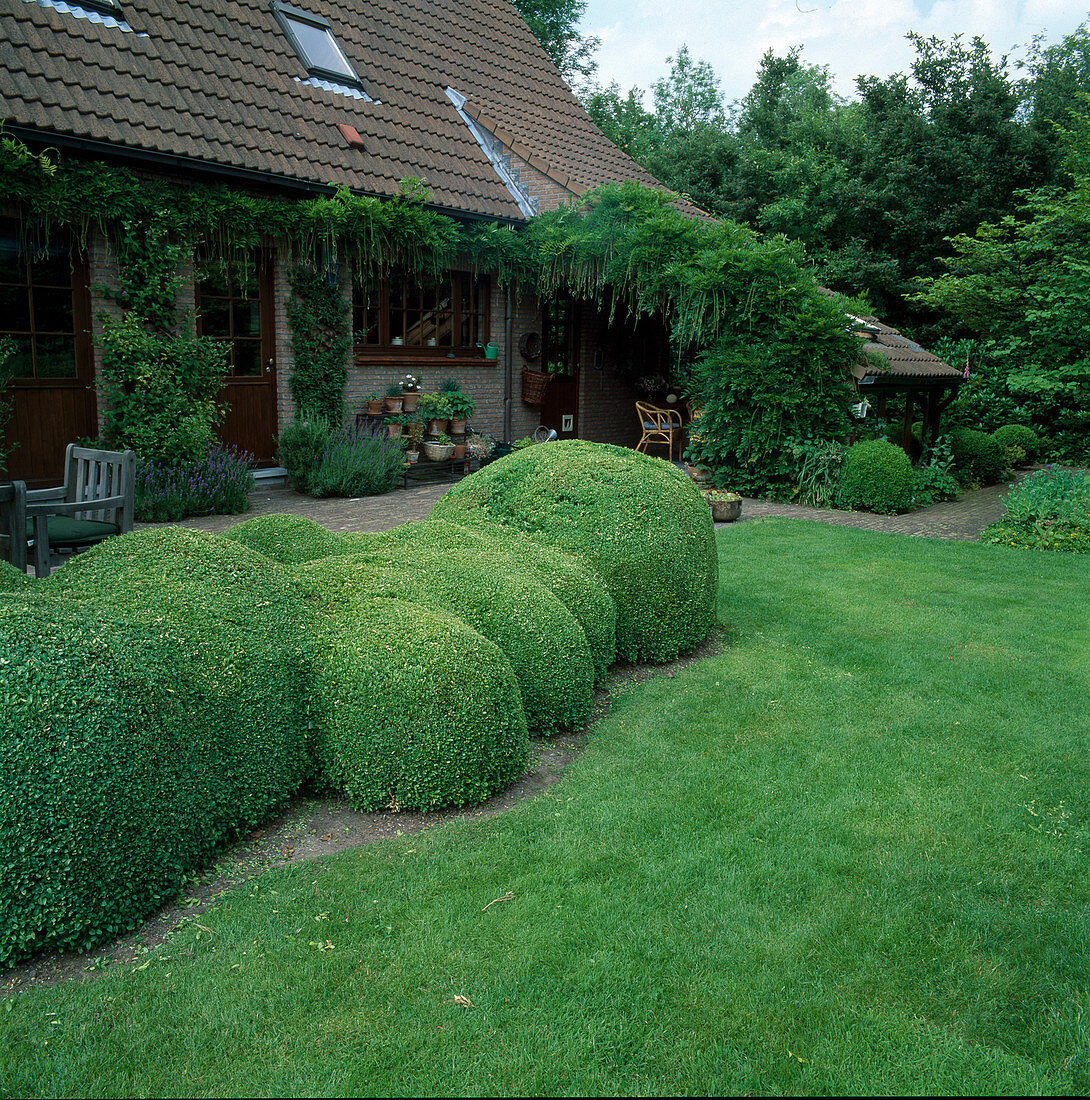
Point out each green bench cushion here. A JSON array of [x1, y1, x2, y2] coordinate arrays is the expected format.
[[28, 517, 120, 547]]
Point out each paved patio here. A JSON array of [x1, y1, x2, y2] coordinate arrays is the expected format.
[[161, 474, 1020, 542]]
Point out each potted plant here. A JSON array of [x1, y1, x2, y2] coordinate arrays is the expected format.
[[364, 392, 383, 415], [703, 489, 742, 522], [447, 390, 476, 434], [420, 393, 452, 435], [422, 432, 455, 461], [384, 383, 403, 413], [399, 373, 420, 413]]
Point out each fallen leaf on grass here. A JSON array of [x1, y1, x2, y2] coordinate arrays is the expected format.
[[453, 995, 474, 1008], [320, 833, 332, 842]]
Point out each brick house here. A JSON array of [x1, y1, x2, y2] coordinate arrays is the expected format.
[[0, 0, 696, 482]]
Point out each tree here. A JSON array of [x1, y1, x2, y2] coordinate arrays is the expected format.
[[650, 46, 726, 137], [513, 0, 599, 88], [583, 82, 661, 163]]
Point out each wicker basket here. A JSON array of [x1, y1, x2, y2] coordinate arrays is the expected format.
[[521, 368, 552, 405], [422, 441, 455, 462]]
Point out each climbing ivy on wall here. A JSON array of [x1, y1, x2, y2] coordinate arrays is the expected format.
[[286, 266, 351, 422]]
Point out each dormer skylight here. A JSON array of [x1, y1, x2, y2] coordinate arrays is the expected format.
[[27, 0, 136, 33], [273, 2, 363, 91]]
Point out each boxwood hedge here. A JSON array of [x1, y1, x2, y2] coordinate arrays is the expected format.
[[310, 593, 528, 811], [223, 512, 346, 565], [301, 548, 595, 735], [430, 441, 718, 662], [834, 439, 915, 514], [369, 519, 618, 685], [1, 528, 320, 963], [0, 560, 29, 591]]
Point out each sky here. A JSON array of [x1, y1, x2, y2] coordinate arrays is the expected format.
[[579, 0, 1090, 106]]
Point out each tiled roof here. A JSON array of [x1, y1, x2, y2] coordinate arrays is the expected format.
[[852, 316, 964, 382], [1, 0, 686, 221]]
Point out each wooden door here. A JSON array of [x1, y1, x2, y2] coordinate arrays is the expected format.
[[1, 220, 97, 485], [539, 297, 579, 438], [198, 254, 278, 464]]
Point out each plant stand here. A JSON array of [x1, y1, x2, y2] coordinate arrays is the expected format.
[[400, 457, 469, 488]]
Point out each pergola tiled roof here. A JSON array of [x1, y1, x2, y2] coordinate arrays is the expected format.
[[1, 0, 686, 220], [850, 315, 964, 383]]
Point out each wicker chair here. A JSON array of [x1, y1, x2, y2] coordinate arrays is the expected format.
[[635, 401, 683, 462]]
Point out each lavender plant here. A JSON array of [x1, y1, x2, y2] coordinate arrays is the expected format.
[[307, 425, 403, 497], [135, 446, 255, 522]]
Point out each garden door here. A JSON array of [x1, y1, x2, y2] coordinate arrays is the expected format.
[[0, 219, 97, 485], [198, 254, 278, 465], [539, 297, 579, 438]]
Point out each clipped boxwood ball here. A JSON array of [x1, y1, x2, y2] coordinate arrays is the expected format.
[[302, 547, 595, 736], [0, 560, 29, 592], [949, 428, 1005, 485], [0, 591, 295, 966], [834, 439, 915, 514], [223, 512, 346, 565], [373, 519, 617, 685], [310, 593, 528, 812], [430, 441, 717, 662], [992, 424, 1040, 466]]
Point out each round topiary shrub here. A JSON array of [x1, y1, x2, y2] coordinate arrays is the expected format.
[[0, 559, 29, 592], [223, 512, 346, 565], [12, 527, 321, 961], [834, 440, 915, 514], [992, 424, 1040, 466], [372, 519, 618, 685], [429, 440, 718, 662], [309, 593, 529, 811], [301, 547, 595, 736], [949, 428, 1006, 485]]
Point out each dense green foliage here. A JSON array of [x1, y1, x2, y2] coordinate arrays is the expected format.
[[992, 424, 1040, 466], [301, 548, 595, 736], [512, 0, 599, 87], [1, 529, 317, 965], [835, 439, 915, 514], [4, 522, 1087, 1095], [377, 518, 617, 685], [432, 441, 717, 662], [277, 419, 403, 497], [0, 558, 29, 591], [286, 267, 351, 423], [981, 466, 1090, 552], [949, 428, 1006, 485], [308, 593, 528, 811], [134, 447, 254, 522], [0, 334, 15, 474], [223, 513, 347, 565]]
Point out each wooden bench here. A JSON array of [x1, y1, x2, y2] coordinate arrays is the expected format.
[[26, 444, 136, 577], [0, 480, 29, 573]]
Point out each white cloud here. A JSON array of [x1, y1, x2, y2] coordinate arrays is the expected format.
[[580, 0, 1090, 105]]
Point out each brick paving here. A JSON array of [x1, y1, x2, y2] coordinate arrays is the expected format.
[[161, 471, 1024, 543]]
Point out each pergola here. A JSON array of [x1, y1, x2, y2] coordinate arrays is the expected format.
[[849, 316, 964, 456]]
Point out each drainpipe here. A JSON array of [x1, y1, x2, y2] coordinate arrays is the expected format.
[[503, 286, 514, 443]]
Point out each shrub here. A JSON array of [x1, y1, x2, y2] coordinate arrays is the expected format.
[[980, 521, 1090, 553], [430, 441, 717, 662], [134, 446, 254, 522], [371, 519, 618, 685], [4, 528, 320, 962], [911, 465, 960, 507], [307, 425, 403, 498], [834, 440, 915, 514], [309, 593, 529, 812], [949, 428, 1006, 485], [223, 513, 346, 565], [301, 548, 596, 735], [0, 559, 29, 592], [999, 467, 1090, 530], [992, 424, 1040, 466], [276, 416, 334, 488]]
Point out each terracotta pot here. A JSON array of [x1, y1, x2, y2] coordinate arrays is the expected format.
[[428, 418, 450, 435], [449, 417, 467, 435], [367, 399, 384, 414], [401, 392, 419, 413], [453, 443, 466, 460], [387, 422, 403, 439], [384, 396, 403, 413], [406, 450, 420, 464]]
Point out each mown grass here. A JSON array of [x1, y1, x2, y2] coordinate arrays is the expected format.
[[2, 518, 1088, 1096]]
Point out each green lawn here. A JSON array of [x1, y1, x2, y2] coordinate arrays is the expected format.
[[2, 518, 1087, 1096]]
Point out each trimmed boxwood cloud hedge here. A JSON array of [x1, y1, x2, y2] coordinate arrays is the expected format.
[[371, 519, 618, 685], [309, 593, 528, 811], [0, 560, 29, 591], [431, 441, 718, 662], [223, 512, 347, 565], [301, 548, 596, 736]]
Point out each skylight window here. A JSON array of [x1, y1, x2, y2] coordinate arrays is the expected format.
[[273, 2, 362, 89]]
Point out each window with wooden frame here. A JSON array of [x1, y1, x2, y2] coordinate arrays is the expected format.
[[353, 270, 489, 357], [196, 258, 265, 378], [0, 217, 90, 381], [542, 296, 577, 376]]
